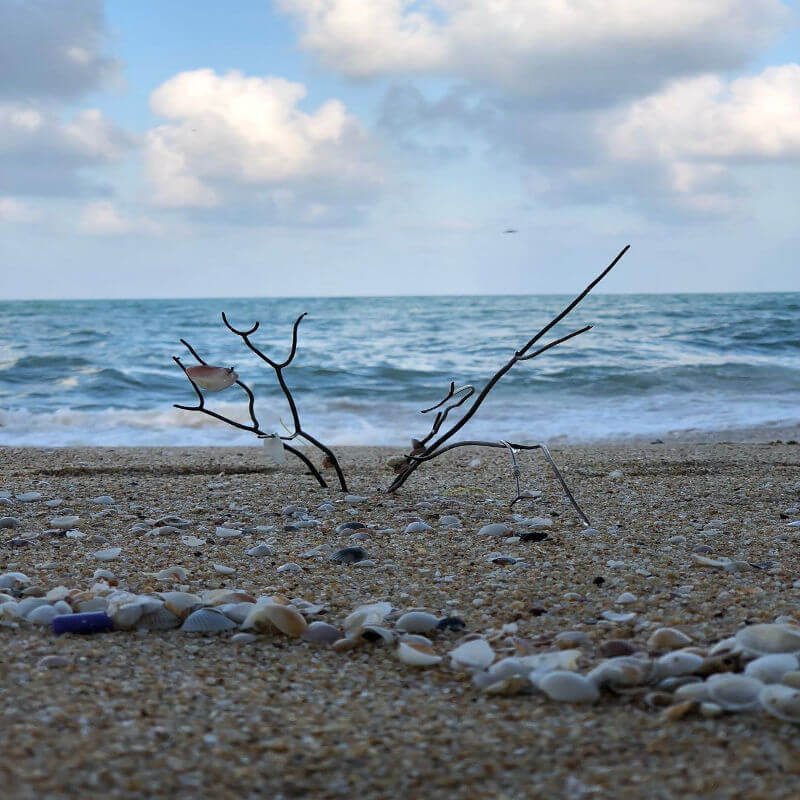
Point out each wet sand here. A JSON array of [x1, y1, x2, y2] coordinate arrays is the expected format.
[[2, 442, 800, 799]]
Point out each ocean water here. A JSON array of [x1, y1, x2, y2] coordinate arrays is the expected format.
[[0, 293, 798, 447]]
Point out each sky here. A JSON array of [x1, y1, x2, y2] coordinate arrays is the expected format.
[[1, 0, 799, 299]]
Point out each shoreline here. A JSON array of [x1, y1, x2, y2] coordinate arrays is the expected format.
[[2, 442, 800, 798]]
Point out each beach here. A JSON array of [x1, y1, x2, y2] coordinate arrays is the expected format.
[[2, 441, 800, 799]]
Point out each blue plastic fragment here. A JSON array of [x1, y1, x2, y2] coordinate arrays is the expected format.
[[52, 612, 114, 635]]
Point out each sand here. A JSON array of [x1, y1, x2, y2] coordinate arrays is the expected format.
[[2, 441, 800, 799]]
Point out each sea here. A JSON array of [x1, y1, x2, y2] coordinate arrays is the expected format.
[[0, 293, 798, 448]]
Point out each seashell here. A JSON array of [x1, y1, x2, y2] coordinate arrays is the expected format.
[[213, 564, 235, 575], [554, 631, 591, 649], [329, 547, 368, 565], [438, 515, 461, 529], [436, 616, 466, 632], [138, 607, 180, 630], [218, 602, 254, 624], [148, 566, 187, 581], [76, 597, 108, 613], [16, 492, 42, 502], [246, 543, 273, 557], [397, 640, 442, 667], [404, 521, 432, 533], [0, 592, 15, 604], [200, 589, 255, 606], [302, 621, 343, 644], [160, 591, 202, 619], [49, 515, 80, 530], [708, 636, 738, 656], [484, 657, 529, 683], [241, 603, 307, 637], [482, 676, 531, 696], [181, 535, 206, 547], [92, 569, 116, 582], [344, 602, 392, 635], [289, 598, 326, 616], [181, 607, 237, 632], [648, 627, 692, 651], [231, 632, 257, 644], [706, 673, 763, 710], [538, 671, 599, 703], [109, 595, 164, 630], [654, 651, 704, 678], [450, 638, 495, 670], [396, 611, 439, 633], [185, 364, 238, 392], [658, 675, 702, 692], [780, 671, 800, 689], [600, 611, 636, 623], [277, 563, 302, 573], [26, 604, 59, 626], [0, 600, 22, 619], [0, 571, 31, 589], [37, 655, 71, 669], [17, 597, 50, 616], [744, 654, 799, 684], [44, 586, 71, 603], [735, 623, 800, 656], [674, 682, 712, 702], [65, 530, 85, 538], [93, 547, 121, 561], [521, 649, 582, 678], [52, 600, 72, 615], [361, 625, 395, 644], [262, 434, 286, 465], [89, 495, 115, 505], [759, 684, 800, 722], [478, 523, 511, 537], [214, 526, 242, 539], [588, 656, 652, 688]]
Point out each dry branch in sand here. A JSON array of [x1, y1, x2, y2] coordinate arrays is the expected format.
[[385, 245, 631, 525], [173, 312, 348, 492]]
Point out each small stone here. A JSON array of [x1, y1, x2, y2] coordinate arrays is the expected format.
[[539, 671, 599, 703], [608, 469, 624, 480], [89, 495, 115, 505], [648, 627, 693, 651], [396, 611, 439, 633], [667, 535, 686, 543], [615, 592, 637, 604], [554, 631, 591, 649], [601, 640, 637, 658], [36, 655, 71, 669], [345, 495, 368, 504], [93, 547, 121, 561], [231, 633, 257, 644], [0, 517, 19, 529], [302, 621, 343, 644], [404, 521, 432, 533], [438, 516, 461, 529], [600, 611, 636, 623], [16, 492, 42, 502], [49, 515, 80, 530], [329, 547, 368, 565], [213, 564, 235, 575], [277, 563, 303, 573], [335, 521, 367, 533]]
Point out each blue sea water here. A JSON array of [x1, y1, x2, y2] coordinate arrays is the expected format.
[[0, 293, 798, 447]]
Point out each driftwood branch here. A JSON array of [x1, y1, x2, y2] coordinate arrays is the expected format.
[[173, 313, 349, 492], [386, 245, 630, 524]]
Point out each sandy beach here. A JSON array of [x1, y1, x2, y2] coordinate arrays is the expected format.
[[2, 441, 800, 799]]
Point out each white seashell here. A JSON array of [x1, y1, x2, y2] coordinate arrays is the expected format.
[[262, 434, 286, 465], [65, 530, 85, 538], [0, 601, 22, 619], [44, 586, 71, 603], [76, 597, 108, 613], [138, 607, 180, 630], [708, 636, 738, 657], [674, 682, 712, 702], [706, 673, 764, 710], [93, 569, 115, 582], [615, 592, 637, 604], [759, 684, 800, 722], [181, 535, 206, 547], [538, 671, 599, 703], [26, 604, 59, 625], [93, 547, 121, 561], [450, 638, 495, 670], [735, 623, 800, 656], [396, 611, 439, 633], [214, 526, 242, 539], [213, 564, 235, 575], [344, 602, 392, 635], [302, 621, 343, 644], [600, 610, 636, 623], [482, 675, 531, 696], [486, 657, 529, 682], [289, 598, 326, 616], [49, 515, 80, 530], [655, 651, 704, 678], [588, 656, 652, 688], [16, 492, 42, 502], [361, 625, 396, 644], [397, 641, 442, 667], [404, 521, 432, 533], [185, 364, 238, 392], [160, 591, 202, 619], [200, 589, 255, 606], [219, 602, 255, 624], [241, 603, 307, 637], [181, 607, 237, 632], [89, 495, 115, 505], [52, 600, 72, 615], [148, 566, 187, 581], [231, 632, 257, 644], [0, 572, 31, 589], [277, 563, 302, 573], [246, 543, 273, 557], [647, 627, 692, 651], [520, 649, 582, 675], [744, 654, 799, 684], [478, 523, 511, 537]]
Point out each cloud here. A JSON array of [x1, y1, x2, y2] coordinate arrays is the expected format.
[[0, 196, 40, 223], [78, 201, 161, 236], [144, 69, 383, 224], [0, 0, 118, 101], [280, 0, 788, 104], [0, 103, 136, 195]]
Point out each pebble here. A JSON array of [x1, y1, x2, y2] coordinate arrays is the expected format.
[[539, 671, 599, 703], [89, 495, 115, 505], [0, 516, 20, 529], [49, 515, 80, 530], [404, 521, 432, 533], [213, 564, 235, 575], [396, 611, 439, 633], [615, 592, 637, 604], [335, 521, 367, 533], [600, 611, 636, 623], [601, 640, 638, 658], [93, 547, 122, 561], [648, 628, 693, 651], [345, 495, 368, 504], [36, 655, 72, 669], [16, 492, 42, 502], [246, 543, 273, 557], [438, 516, 461, 529], [277, 563, 303, 573]]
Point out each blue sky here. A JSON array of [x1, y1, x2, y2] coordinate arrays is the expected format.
[[1, 0, 799, 298]]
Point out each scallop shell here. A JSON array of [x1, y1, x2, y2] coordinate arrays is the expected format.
[[538, 671, 599, 703], [744, 654, 799, 684], [759, 684, 800, 722], [138, 607, 181, 630], [343, 602, 392, 636], [397, 640, 442, 667], [241, 603, 307, 637], [26, 604, 59, 626], [450, 638, 495, 670], [218, 602, 255, 624], [181, 607, 237, 633], [706, 673, 764, 710], [735, 624, 800, 656]]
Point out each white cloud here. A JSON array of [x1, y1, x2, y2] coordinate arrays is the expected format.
[[145, 69, 382, 223], [78, 201, 159, 236], [280, 0, 788, 102], [0, 196, 40, 223]]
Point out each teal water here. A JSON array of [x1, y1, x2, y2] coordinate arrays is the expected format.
[[0, 293, 798, 446]]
